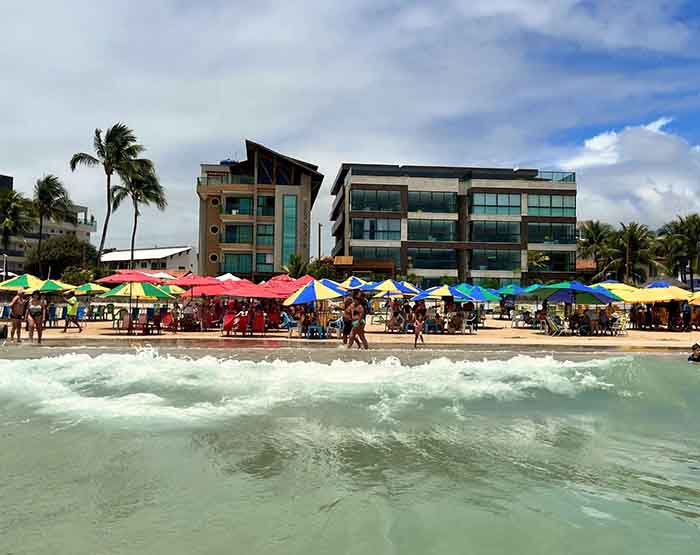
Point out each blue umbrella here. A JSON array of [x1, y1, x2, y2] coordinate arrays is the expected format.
[[497, 284, 525, 296], [359, 281, 380, 291], [533, 281, 618, 304], [646, 281, 672, 289], [412, 285, 477, 302], [455, 283, 501, 302]]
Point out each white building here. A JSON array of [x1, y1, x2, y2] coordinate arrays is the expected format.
[[101, 246, 198, 272]]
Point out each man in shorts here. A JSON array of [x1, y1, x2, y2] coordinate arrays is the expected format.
[[62, 290, 83, 333], [9, 289, 27, 343]]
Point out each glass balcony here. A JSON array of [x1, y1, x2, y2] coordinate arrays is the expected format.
[[535, 171, 576, 183], [198, 175, 255, 186]]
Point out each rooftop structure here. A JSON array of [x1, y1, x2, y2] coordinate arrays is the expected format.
[[100, 246, 197, 272]]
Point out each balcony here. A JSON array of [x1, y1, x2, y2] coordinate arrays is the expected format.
[[535, 171, 576, 183], [75, 214, 97, 231], [197, 175, 255, 187]]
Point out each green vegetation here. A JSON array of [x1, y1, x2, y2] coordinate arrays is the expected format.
[[24, 234, 97, 279], [0, 189, 33, 252], [33, 174, 72, 276]]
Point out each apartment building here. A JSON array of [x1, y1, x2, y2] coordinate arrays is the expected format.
[[196, 140, 323, 278], [330, 164, 576, 287]]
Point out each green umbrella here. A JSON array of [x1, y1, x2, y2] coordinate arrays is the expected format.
[[455, 283, 500, 302], [74, 282, 111, 296], [530, 281, 619, 305], [25, 279, 76, 294], [101, 282, 174, 301], [0, 273, 42, 291]]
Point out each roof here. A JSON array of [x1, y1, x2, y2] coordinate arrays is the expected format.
[[101, 246, 192, 262]]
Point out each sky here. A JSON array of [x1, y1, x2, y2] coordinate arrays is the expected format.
[[2, 0, 700, 255]]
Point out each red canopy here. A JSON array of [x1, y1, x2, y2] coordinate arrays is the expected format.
[[180, 283, 232, 297], [97, 272, 163, 284], [268, 274, 295, 283], [262, 275, 314, 296], [180, 281, 286, 299], [170, 273, 220, 287], [295, 274, 314, 286]]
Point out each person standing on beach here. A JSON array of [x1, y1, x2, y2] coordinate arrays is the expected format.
[[9, 289, 27, 343], [342, 298, 353, 344], [62, 291, 83, 333], [26, 292, 47, 344], [414, 313, 425, 348], [347, 298, 368, 349]]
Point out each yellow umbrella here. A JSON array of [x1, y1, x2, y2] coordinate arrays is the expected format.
[[73, 282, 111, 296], [595, 282, 641, 303], [0, 273, 43, 291], [689, 292, 700, 306], [627, 286, 690, 304], [101, 282, 174, 302], [24, 279, 76, 294]]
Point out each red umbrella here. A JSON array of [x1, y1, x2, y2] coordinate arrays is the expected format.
[[268, 274, 295, 283], [180, 283, 232, 297], [170, 273, 220, 287], [295, 274, 314, 286], [97, 272, 163, 284], [227, 282, 287, 299]]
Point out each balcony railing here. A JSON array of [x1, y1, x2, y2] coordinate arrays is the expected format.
[[535, 171, 576, 183], [198, 175, 255, 186]]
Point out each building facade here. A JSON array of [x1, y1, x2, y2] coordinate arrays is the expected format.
[[0, 174, 12, 192], [196, 140, 323, 278], [330, 164, 577, 287], [4, 203, 97, 275], [101, 246, 197, 272]]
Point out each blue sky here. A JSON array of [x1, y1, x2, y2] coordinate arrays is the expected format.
[[2, 0, 700, 253]]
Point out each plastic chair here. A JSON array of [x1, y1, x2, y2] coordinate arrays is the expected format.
[[280, 312, 298, 337], [76, 306, 86, 321], [46, 305, 57, 327], [1, 305, 10, 320], [146, 307, 155, 322]]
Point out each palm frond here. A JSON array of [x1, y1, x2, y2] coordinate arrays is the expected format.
[[69, 152, 99, 171]]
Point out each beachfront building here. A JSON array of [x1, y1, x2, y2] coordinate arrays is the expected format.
[[4, 203, 97, 276], [101, 246, 197, 272], [0, 174, 12, 192], [330, 164, 577, 287], [196, 140, 323, 279]]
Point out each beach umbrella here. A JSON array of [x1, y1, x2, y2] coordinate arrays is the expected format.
[[73, 282, 110, 296], [158, 284, 186, 296], [373, 290, 405, 299], [25, 279, 76, 294], [531, 281, 618, 304], [412, 285, 477, 302], [497, 284, 525, 296], [283, 279, 350, 306], [690, 292, 700, 306], [97, 272, 163, 284], [102, 282, 174, 301], [169, 273, 220, 287], [359, 281, 381, 291], [455, 283, 501, 302], [594, 282, 639, 303], [521, 284, 542, 294], [0, 273, 43, 291], [626, 286, 691, 304], [374, 279, 421, 295], [216, 273, 241, 281], [339, 276, 367, 289]]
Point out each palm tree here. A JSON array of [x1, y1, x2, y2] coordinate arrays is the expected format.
[[577, 220, 613, 275], [283, 254, 308, 278], [33, 175, 72, 277], [0, 190, 33, 256], [601, 222, 658, 284], [70, 123, 154, 261], [111, 165, 167, 270], [661, 214, 700, 292]]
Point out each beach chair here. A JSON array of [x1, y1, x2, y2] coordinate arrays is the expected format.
[[76, 306, 86, 322], [545, 317, 564, 336], [251, 313, 266, 336], [280, 312, 298, 338], [611, 314, 628, 336], [146, 307, 155, 322], [46, 305, 57, 327], [106, 304, 114, 321], [131, 307, 140, 323], [221, 314, 235, 336], [114, 310, 130, 334], [162, 312, 175, 331], [326, 316, 344, 338], [1, 305, 10, 320]]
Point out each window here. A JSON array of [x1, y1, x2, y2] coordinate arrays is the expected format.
[[282, 195, 297, 265], [527, 222, 576, 244], [407, 191, 457, 213], [258, 155, 273, 184], [210, 197, 220, 207], [257, 195, 275, 216], [224, 196, 253, 215], [209, 253, 219, 263], [223, 224, 253, 244], [471, 192, 520, 215], [257, 224, 274, 245], [350, 189, 401, 212], [471, 250, 521, 271], [276, 160, 291, 185], [256, 253, 274, 273], [351, 218, 401, 240], [528, 251, 576, 272], [407, 220, 457, 241], [407, 248, 457, 269], [528, 194, 576, 217], [471, 221, 520, 243], [223, 253, 252, 274], [351, 246, 401, 270], [209, 225, 219, 235]]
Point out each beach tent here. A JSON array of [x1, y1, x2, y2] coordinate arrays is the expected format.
[[283, 279, 349, 306], [339, 276, 367, 289], [531, 281, 618, 305], [102, 282, 174, 302], [0, 273, 43, 291], [412, 285, 478, 302], [73, 282, 110, 296], [25, 279, 76, 294]]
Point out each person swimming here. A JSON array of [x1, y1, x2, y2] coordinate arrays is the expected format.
[[688, 343, 700, 363]]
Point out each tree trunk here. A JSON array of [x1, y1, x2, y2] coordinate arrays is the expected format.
[[690, 263, 695, 294], [130, 199, 138, 271], [97, 171, 112, 263], [38, 215, 44, 278], [625, 243, 630, 284]]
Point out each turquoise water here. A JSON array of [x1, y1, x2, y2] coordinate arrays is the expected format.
[[1, 350, 699, 553]]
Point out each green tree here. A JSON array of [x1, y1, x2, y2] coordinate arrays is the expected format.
[[24, 234, 97, 279], [283, 254, 308, 278], [33, 174, 73, 277], [660, 214, 700, 292], [306, 256, 334, 279], [577, 220, 614, 275], [111, 165, 167, 270], [655, 223, 686, 281], [0, 189, 33, 253], [61, 264, 111, 285], [70, 122, 154, 261], [601, 222, 658, 284]]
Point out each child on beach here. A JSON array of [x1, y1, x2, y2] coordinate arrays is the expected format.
[[414, 313, 425, 348]]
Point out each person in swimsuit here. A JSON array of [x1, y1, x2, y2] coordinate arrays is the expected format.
[[341, 298, 353, 344], [26, 292, 47, 344], [414, 313, 425, 348], [347, 299, 368, 349], [9, 289, 27, 343], [688, 343, 700, 363]]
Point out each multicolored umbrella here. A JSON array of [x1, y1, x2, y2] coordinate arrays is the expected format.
[[455, 283, 500, 302], [25, 279, 76, 294], [339, 276, 367, 289], [497, 284, 525, 296], [412, 285, 477, 302], [373, 291, 405, 299], [359, 281, 381, 291], [0, 273, 42, 291], [97, 272, 163, 284], [73, 282, 111, 296], [101, 282, 174, 301], [531, 281, 618, 305], [283, 279, 349, 306], [158, 284, 186, 296], [374, 279, 421, 295]]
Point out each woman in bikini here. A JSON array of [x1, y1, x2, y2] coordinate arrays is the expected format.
[[347, 299, 368, 350], [26, 292, 47, 344]]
